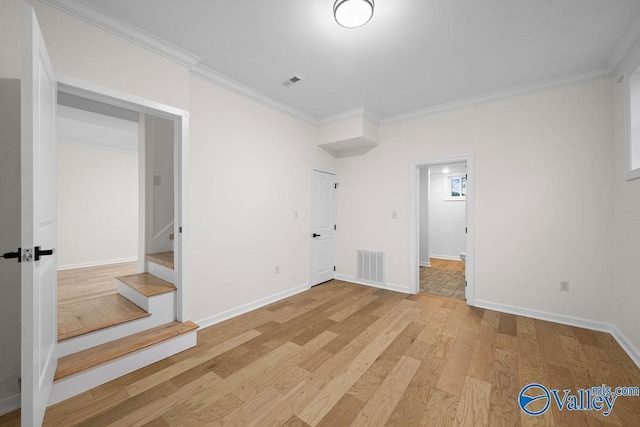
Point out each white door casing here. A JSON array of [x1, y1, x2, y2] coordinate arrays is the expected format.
[[309, 170, 335, 286], [21, 4, 58, 426]]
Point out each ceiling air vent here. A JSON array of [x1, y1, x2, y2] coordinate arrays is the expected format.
[[283, 75, 303, 87]]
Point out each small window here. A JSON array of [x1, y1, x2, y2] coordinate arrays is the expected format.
[[445, 175, 466, 201], [625, 67, 640, 180]]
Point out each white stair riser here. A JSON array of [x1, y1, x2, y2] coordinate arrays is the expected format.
[[117, 282, 175, 312], [49, 331, 197, 406], [148, 262, 175, 284], [57, 292, 176, 357]]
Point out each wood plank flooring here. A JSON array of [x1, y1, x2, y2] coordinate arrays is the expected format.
[[57, 262, 144, 341], [2, 280, 638, 426], [58, 262, 138, 304], [58, 294, 150, 341]]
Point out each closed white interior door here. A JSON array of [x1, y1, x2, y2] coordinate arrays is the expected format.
[[21, 4, 58, 425], [309, 170, 335, 286]]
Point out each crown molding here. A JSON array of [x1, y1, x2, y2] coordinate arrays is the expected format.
[[39, 0, 201, 68], [318, 106, 380, 125], [608, 9, 640, 78], [380, 67, 611, 125], [190, 64, 318, 125]]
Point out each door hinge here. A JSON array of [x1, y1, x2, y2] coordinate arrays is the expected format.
[[465, 227, 467, 233], [334, 266, 336, 271], [179, 227, 183, 233], [334, 183, 339, 189], [334, 224, 337, 230]]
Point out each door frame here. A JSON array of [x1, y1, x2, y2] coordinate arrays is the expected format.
[[308, 167, 337, 287], [409, 154, 475, 305], [56, 74, 190, 321]]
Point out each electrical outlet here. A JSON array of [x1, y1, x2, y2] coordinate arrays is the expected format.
[[560, 281, 570, 292], [275, 266, 280, 274]]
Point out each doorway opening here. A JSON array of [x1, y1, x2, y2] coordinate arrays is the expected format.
[[410, 155, 475, 305], [419, 163, 467, 300], [54, 81, 187, 343]]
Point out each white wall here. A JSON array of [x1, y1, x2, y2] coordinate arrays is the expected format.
[[188, 75, 335, 324], [336, 78, 614, 324], [146, 115, 174, 254], [0, 78, 22, 415], [428, 166, 466, 260], [57, 143, 138, 268], [613, 77, 640, 364]]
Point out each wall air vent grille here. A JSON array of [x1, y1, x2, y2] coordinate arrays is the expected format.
[[356, 250, 385, 285]]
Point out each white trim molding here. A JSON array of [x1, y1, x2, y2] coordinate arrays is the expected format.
[[474, 299, 640, 369], [381, 68, 610, 124], [39, 0, 201, 68], [474, 300, 614, 333], [196, 284, 310, 330], [611, 327, 640, 369], [190, 65, 317, 125], [0, 392, 20, 417], [335, 275, 411, 294], [57, 257, 138, 271]]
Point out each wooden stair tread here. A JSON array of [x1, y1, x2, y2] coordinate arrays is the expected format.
[[55, 321, 198, 381], [169, 233, 174, 240], [146, 251, 174, 269], [117, 273, 176, 296], [58, 294, 150, 342]]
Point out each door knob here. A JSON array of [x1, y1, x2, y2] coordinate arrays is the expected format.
[[312, 233, 321, 238], [34, 246, 55, 261], [2, 248, 21, 263]]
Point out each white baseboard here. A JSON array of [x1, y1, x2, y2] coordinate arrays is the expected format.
[[0, 392, 20, 417], [196, 283, 310, 330], [611, 326, 640, 369], [430, 254, 464, 261], [419, 261, 431, 267], [58, 257, 138, 271], [473, 299, 640, 370], [334, 275, 411, 294], [473, 300, 613, 332]]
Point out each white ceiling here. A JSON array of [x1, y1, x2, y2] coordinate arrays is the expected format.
[[56, 0, 640, 122]]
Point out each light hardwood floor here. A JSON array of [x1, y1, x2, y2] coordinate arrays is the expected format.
[[58, 262, 138, 304], [2, 280, 639, 426], [57, 262, 141, 341]]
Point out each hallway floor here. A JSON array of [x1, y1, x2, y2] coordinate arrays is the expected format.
[[420, 258, 465, 300]]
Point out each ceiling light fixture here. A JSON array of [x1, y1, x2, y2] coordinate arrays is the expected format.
[[334, 0, 374, 29]]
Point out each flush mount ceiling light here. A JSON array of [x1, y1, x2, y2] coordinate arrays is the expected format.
[[334, 0, 374, 29]]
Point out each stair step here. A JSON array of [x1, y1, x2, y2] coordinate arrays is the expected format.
[[55, 321, 198, 381], [58, 294, 150, 342], [146, 251, 174, 269], [117, 273, 176, 297]]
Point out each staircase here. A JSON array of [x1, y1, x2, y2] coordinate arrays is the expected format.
[[50, 252, 196, 406]]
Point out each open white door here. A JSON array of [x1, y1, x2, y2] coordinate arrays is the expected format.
[[21, 5, 58, 426], [309, 170, 335, 286]]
